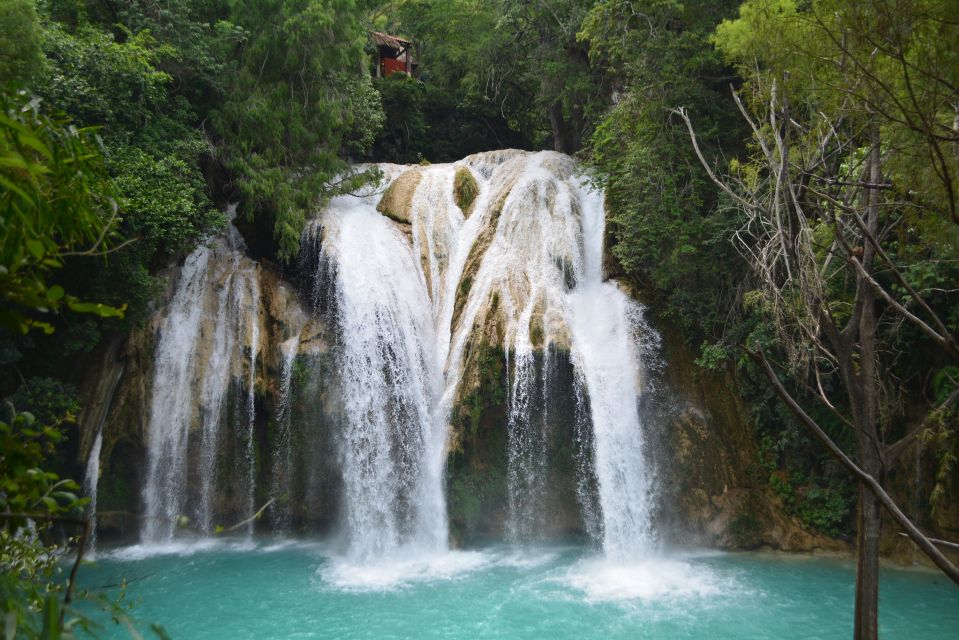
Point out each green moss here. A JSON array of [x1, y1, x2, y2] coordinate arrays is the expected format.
[[529, 317, 544, 348], [453, 166, 478, 216], [97, 473, 133, 511], [728, 508, 762, 547], [552, 256, 576, 290]]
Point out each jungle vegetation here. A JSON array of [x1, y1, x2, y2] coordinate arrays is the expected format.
[[0, 1, 957, 638]]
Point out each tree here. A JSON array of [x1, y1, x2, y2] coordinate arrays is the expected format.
[[0, 89, 157, 638], [388, 0, 607, 154], [679, 1, 959, 637], [581, 0, 747, 342], [0, 0, 42, 85], [0, 91, 126, 334], [213, 0, 385, 259]]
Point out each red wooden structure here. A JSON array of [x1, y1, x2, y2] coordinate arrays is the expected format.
[[372, 32, 417, 78]]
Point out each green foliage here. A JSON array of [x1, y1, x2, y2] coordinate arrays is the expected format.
[[384, 0, 606, 153], [453, 166, 477, 213], [213, 0, 385, 260], [110, 142, 223, 257], [36, 23, 171, 130], [0, 405, 83, 523], [7, 377, 79, 426], [713, 0, 959, 226], [0, 0, 42, 86], [370, 74, 525, 162], [0, 406, 83, 636], [759, 429, 855, 537], [583, 0, 747, 344], [0, 91, 125, 334]]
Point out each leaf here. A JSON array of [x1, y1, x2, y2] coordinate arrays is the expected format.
[[66, 300, 126, 318], [40, 596, 60, 640], [26, 239, 45, 259], [46, 285, 65, 302]]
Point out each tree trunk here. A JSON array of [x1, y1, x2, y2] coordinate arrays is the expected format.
[[854, 465, 882, 640], [549, 101, 577, 155], [853, 134, 884, 640]]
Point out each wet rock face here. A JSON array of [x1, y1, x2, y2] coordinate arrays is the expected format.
[[639, 301, 849, 554], [376, 168, 422, 224], [447, 346, 591, 545]]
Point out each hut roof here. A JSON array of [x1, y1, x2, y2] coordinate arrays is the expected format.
[[371, 31, 413, 53]]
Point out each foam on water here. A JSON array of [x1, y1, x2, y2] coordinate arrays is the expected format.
[[107, 538, 257, 561], [559, 556, 732, 604], [317, 549, 491, 592]]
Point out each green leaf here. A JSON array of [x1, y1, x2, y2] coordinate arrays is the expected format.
[[46, 285, 65, 301], [40, 595, 60, 640], [67, 300, 127, 318], [26, 239, 45, 259]]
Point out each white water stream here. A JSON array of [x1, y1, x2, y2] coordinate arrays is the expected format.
[[137, 151, 656, 563], [141, 222, 262, 543]]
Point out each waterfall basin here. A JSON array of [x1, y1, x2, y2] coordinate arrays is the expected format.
[[79, 541, 958, 639]]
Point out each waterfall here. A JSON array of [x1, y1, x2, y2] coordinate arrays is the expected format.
[[567, 184, 658, 560], [270, 335, 301, 532], [82, 361, 125, 554], [83, 430, 103, 550], [439, 151, 657, 556], [133, 151, 657, 561], [306, 195, 447, 559], [141, 222, 262, 543], [295, 151, 657, 559]]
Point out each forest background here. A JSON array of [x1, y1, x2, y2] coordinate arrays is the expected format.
[[0, 1, 956, 638]]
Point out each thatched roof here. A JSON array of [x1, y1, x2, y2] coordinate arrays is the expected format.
[[371, 31, 413, 53]]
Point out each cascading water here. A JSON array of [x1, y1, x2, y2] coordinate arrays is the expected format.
[[83, 362, 125, 555], [134, 150, 656, 565], [437, 151, 657, 556], [269, 335, 301, 532], [304, 195, 448, 559], [568, 184, 659, 559], [140, 222, 262, 543], [83, 430, 104, 553]]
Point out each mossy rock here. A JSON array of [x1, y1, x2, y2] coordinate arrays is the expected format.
[[376, 169, 422, 224], [453, 166, 479, 218]]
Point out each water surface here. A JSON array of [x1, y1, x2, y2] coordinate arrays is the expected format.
[[80, 541, 958, 639]]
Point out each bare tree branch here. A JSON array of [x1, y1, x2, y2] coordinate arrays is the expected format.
[[751, 351, 959, 586]]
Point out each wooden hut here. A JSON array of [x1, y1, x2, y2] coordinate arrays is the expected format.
[[372, 31, 417, 78]]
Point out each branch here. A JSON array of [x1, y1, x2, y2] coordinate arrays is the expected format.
[[0, 512, 91, 614], [847, 254, 959, 359], [897, 532, 959, 551], [63, 519, 90, 610], [845, 206, 959, 358], [886, 384, 959, 465], [751, 350, 959, 586], [674, 106, 765, 214], [224, 498, 275, 533]]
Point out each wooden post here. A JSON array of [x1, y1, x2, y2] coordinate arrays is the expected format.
[[405, 44, 412, 75]]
